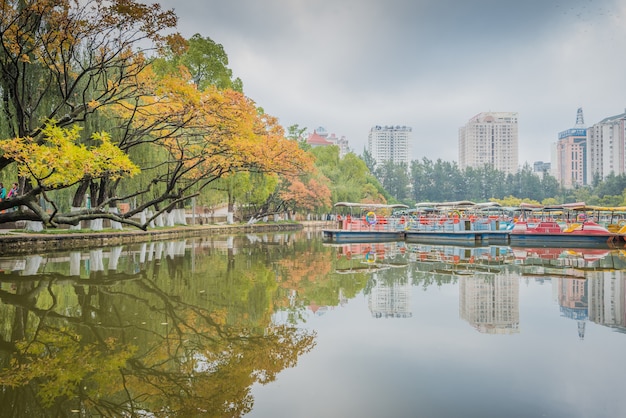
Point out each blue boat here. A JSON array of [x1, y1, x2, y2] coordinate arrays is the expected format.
[[322, 229, 404, 243], [404, 230, 479, 245], [403, 201, 512, 245]]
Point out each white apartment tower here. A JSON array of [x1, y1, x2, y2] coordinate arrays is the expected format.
[[458, 112, 519, 174], [587, 109, 626, 181], [367, 125, 411, 167]]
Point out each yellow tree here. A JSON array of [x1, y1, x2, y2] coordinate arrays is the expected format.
[[0, 0, 180, 225], [0, 0, 178, 158], [106, 66, 315, 228], [0, 123, 139, 225]]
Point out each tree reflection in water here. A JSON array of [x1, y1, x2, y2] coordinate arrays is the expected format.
[[0, 233, 322, 417]]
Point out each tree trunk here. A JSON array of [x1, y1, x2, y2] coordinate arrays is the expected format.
[[72, 180, 90, 208]]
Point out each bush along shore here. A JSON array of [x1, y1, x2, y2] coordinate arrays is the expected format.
[[0, 221, 334, 255]]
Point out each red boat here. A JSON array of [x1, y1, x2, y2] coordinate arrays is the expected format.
[[509, 220, 619, 247]]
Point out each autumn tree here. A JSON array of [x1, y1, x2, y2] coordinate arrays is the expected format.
[[0, 0, 178, 164], [0, 123, 139, 225], [0, 1, 317, 229], [278, 172, 332, 215], [0, 0, 180, 225], [105, 66, 315, 227]]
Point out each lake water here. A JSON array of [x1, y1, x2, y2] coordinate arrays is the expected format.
[[1, 231, 625, 417]]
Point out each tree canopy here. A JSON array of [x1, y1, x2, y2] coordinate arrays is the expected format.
[[0, 0, 326, 229]]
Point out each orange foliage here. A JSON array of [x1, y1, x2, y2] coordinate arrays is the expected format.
[[113, 66, 315, 183], [277, 251, 332, 289], [280, 176, 332, 211]]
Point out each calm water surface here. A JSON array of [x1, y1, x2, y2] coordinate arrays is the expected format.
[[1, 231, 625, 417]]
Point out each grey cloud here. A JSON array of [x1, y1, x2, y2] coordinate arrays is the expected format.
[[150, 0, 625, 164]]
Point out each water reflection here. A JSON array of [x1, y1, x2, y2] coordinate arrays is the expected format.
[[1, 234, 626, 417], [333, 241, 626, 337], [0, 233, 320, 417]]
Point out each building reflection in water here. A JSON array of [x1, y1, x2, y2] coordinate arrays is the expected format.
[[459, 273, 520, 334], [578, 269, 626, 338], [353, 245, 626, 339], [556, 277, 588, 339], [368, 272, 412, 318]]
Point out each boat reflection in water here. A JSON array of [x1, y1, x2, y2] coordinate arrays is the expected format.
[[329, 241, 626, 338]]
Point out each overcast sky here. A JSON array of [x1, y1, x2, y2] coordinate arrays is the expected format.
[[151, 0, 626, 166]]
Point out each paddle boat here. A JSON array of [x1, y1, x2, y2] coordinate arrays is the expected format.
[[322, 202, 408, 243], [508, 203, 620, 248], [568, 204, 626, 241], [403, 201, 511, 245]]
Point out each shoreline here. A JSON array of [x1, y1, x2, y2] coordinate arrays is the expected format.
[[0, 221, 335, 255]]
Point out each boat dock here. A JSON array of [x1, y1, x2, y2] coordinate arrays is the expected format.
[[324, 201, 626, 248], [323, 229, 511, 245]]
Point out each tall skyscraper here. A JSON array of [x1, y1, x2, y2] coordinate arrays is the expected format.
[[458, 112, 519, 174], [554, 108, 587, 188], [587, 109, 626, 181], [367, 125, 411, 167]]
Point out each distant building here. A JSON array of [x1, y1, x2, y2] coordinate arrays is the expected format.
[[306, 130, 334, 147], [533, 161, 551, 174], [306, 126, 350, 158], [458, 112, 519, 174], [554, 108, 587, 188], [587, 109, 626, 182], [326, 133, 350, 158], [367, 125, 411, 167]]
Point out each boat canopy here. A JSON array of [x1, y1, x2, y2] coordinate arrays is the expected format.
[[519, 202, 587, 212], [414, 201, 505, 213], [472, 202, 502, 210], [415, 200, 476, 209], [571, 205, 626, 213], [333, 202, 409, 209]]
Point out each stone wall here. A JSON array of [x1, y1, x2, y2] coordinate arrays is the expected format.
[[0, 223, 304, 255]]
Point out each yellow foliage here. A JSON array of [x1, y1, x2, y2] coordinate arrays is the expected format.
[[111, 65, 314, 183], [0, 328, 137, 408], [0, 123, 139, 188]]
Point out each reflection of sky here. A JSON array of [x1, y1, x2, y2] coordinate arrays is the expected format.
[[250, 280, 626, 418]]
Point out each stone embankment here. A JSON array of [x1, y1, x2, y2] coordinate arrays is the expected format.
[[0, 221, 335, 255]]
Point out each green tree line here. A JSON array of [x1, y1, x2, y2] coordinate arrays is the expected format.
[[366, 152, 626, 207]]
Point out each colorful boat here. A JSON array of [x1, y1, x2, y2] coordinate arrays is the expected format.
[[322, 202, 408, 243], [508, 220, 620, 247], [404, 201, 511, 245], [568, 204, 626, 238]]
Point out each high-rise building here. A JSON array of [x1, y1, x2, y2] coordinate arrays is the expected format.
[[587, 109, 626, 181], [554, 108, 587, 188], [367, 125, 411, 167], [458, 112, 519, 174]]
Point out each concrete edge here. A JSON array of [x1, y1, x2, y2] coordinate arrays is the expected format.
[[0, 222, 326, 255]]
